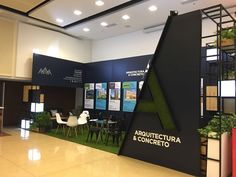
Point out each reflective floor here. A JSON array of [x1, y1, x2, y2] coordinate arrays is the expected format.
[[0, 128, 193, 177]]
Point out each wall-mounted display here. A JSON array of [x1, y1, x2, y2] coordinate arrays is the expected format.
[[108, 82, 121, 111], [95, 83, 107, 110], [84, 83, 94, 109], [122, 81, 137, 112]]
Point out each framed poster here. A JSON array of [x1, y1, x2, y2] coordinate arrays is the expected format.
[[122, 81, 137, 112], [108, 82, 121, 111], [95, 83, 107, 110], [84, 83, 94, 109]]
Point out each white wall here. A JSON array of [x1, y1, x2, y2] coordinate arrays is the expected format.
[[91, 15, 232, 62], [91, 30, 162, 62], [0, 17, 17, 78], [16, 23, 92, 79]]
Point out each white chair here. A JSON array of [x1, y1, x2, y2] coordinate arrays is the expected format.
[[55, 113, 67, 134], [78, 112, 89, 134], [66, 116, 78, 137], [82, 110, 89, 115]]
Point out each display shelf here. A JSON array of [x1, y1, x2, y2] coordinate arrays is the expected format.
[[201, 4, 235, 177]]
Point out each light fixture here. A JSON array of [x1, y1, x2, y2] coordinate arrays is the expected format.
[[74, 10, 82, 15], [95, 0, 104, 6], [31, 103, 44, 113], [122, 14, 130, 20], [83, 27, 90, 32], [220, 80, 235, 97], [148, 5, 158, 12], [100, 22, 108, 27], [56, 18, 63, 23], [181, 0, 198, 4], [21, 119, 30, 129]]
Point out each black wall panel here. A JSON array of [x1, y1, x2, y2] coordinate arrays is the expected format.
[[84, 55, 151, 83], [32, 54, 84, 88], [120, 11, 202, 176]]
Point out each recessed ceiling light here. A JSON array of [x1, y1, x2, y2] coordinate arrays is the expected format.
[[181, 0, 198, 4], [100, 22, 108, 27], [56, 18, 63, 23], [74, 10, 82, 15], [95, 0, 104, 6], [122, 14, 130, 20], [83, 28, 90, 32], [148, 5, 157, 12]]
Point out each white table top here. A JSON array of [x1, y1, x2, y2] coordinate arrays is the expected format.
[[0, 107, 4, 109]]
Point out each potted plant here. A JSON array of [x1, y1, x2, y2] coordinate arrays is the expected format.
[[223, 70, 235, 80], [30, 112, 51, 133], [218, 27, 236, 47], [198, 113, 236, 138], [198, 113, 236, 177]]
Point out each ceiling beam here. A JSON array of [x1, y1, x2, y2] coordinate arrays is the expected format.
[[26, 0, 52, 15]]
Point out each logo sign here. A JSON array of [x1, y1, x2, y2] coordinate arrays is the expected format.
[[136, 68, 177, 130], [38, 67, 52, 76]]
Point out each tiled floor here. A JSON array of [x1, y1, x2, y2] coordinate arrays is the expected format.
[[0, 128, 193, 177]]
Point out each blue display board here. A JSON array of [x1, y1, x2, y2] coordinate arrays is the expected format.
[[108, 82, 121, 111], [122, 81, 137, 112], [84, 83, 95, 109], [95, 83, 107, 110]]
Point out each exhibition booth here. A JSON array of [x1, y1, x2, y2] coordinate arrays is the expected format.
[[0, 4, 235, 177]]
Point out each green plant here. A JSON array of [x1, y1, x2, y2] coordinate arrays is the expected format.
[[220, 28, 236, 40], [31, 112, 51, 132], [198, 113, 236, 138], [223, 70, 235, 80]]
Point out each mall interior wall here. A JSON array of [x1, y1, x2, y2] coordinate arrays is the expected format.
[[0, 17, 17, 78], [16, 23, 92, 79], [0, 16, 92, 80], [91, 29, 162, 62], [91, 14, 229, 62], [0, 11, 231, 81]]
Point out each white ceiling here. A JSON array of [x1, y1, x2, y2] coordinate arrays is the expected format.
[[0, 0, 236, 40]]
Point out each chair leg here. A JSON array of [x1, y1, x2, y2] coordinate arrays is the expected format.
[[67, 127, 71, 136], [81, 125, 84, 134], [56, 124, 60, 134], [105, 134, 110, 145], [62, 125, 66, 135], [116, 135, 119, 146], [86, 131, 90, 142], [74, 127, 77, 137]]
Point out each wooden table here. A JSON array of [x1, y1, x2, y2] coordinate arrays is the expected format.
[[0, 107, 4, 133]]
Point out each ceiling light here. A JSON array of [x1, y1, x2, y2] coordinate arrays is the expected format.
[[122, 15, 130, 20], [95, 0, 104, 6], [148, 5, 157, 12], [100, 22, 108, 27], [83, 28, 90, 32], [56, 18, 63, 23], [181, 0, 198, 4], [74, 10, 82, 15]]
